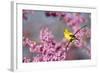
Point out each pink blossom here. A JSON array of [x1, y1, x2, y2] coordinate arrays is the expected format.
[[23, 57, 31, 63], [32, 56, 43, 62], [63, 13, 85, 27], [40, 27, 54, 43]]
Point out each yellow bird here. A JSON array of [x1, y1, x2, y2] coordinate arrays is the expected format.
[[63, 25, 87, 50], [64, 29, 77, 42]]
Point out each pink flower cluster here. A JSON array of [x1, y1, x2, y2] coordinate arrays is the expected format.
[[63, 13, 85, 27], [23, 27, 67, 62], [45, 11, 65, 17]]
